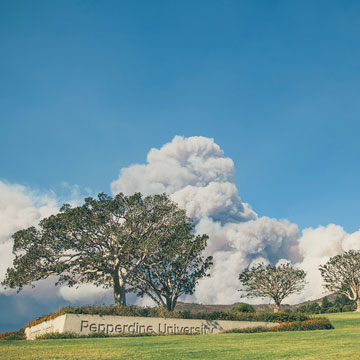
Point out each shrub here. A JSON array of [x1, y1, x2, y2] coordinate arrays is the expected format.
[[271, 318, 333, 331], [259, 311, 309, 323], [343, 304, 355, 312], [295, 302, 321, 314], [232, 303, 255, 313], [327, 306, 339, 313], [296, 305, 309, 313]]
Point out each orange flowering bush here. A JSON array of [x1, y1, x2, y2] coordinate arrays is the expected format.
[[270, 318, 333, 331], [224, 317, 333, 333]]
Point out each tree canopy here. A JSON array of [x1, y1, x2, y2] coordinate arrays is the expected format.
[[2, 192, 211, 308], [319, 249, 360, 312], [239, 262, 307, 312], [131, 227, 212, 311]]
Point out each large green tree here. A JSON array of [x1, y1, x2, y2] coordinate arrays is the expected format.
[[239, 263, 307, 312], [319, 250, 360, 312], [2, 192, 198, 306]]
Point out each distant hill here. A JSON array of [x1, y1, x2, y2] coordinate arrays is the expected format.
[[175, 294, 338, 312]]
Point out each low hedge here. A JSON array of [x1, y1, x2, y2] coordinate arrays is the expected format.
[[26, 305, 311, 328], [223, 318, 333, 333]]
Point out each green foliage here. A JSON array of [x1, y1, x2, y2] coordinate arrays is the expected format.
[[296, 298, 352, 315], [308, 302, 321, 314], [327, 306, 339, 313], [296, 302, 321, 314], [131, 230, 213, 311], [232, 303, 255, 313], [239, 263, 307, 312], [296, 305, 308, 313], [316, 295, 356, 314], [334, 294, 356, 312], [257, 311, 309, 323], [321, 296, 332, 313], [343, 304, 356, 312]]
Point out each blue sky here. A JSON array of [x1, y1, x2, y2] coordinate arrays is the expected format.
[[1, 0, 360, 332], [1, 0, 360, 232]]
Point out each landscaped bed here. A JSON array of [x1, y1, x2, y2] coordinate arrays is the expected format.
[[0, 305, 331, 340], [25, 304, 311, 328]]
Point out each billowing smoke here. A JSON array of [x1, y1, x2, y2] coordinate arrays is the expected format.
[[112, 136, 360, 305], [111, 136, 257, 223]]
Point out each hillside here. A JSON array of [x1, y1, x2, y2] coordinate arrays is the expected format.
[[175, 294, 338, 312]]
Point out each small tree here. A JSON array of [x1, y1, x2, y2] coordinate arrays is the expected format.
[[239, 263, 307, 312], [308, 302, 321, 314], [319, 250, 360, 312], [321, 296, 332, 313]]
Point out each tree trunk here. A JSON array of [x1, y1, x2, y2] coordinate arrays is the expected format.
[[356, 299, 360, 312], [113, 274, 127, 306], [273, 303, 280, 313], [166, 297, 175, 312]]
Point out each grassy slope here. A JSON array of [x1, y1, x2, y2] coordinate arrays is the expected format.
[[1, 312, 359, 360]]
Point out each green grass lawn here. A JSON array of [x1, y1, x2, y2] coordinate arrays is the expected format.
[[1, 312, 360, 360]]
